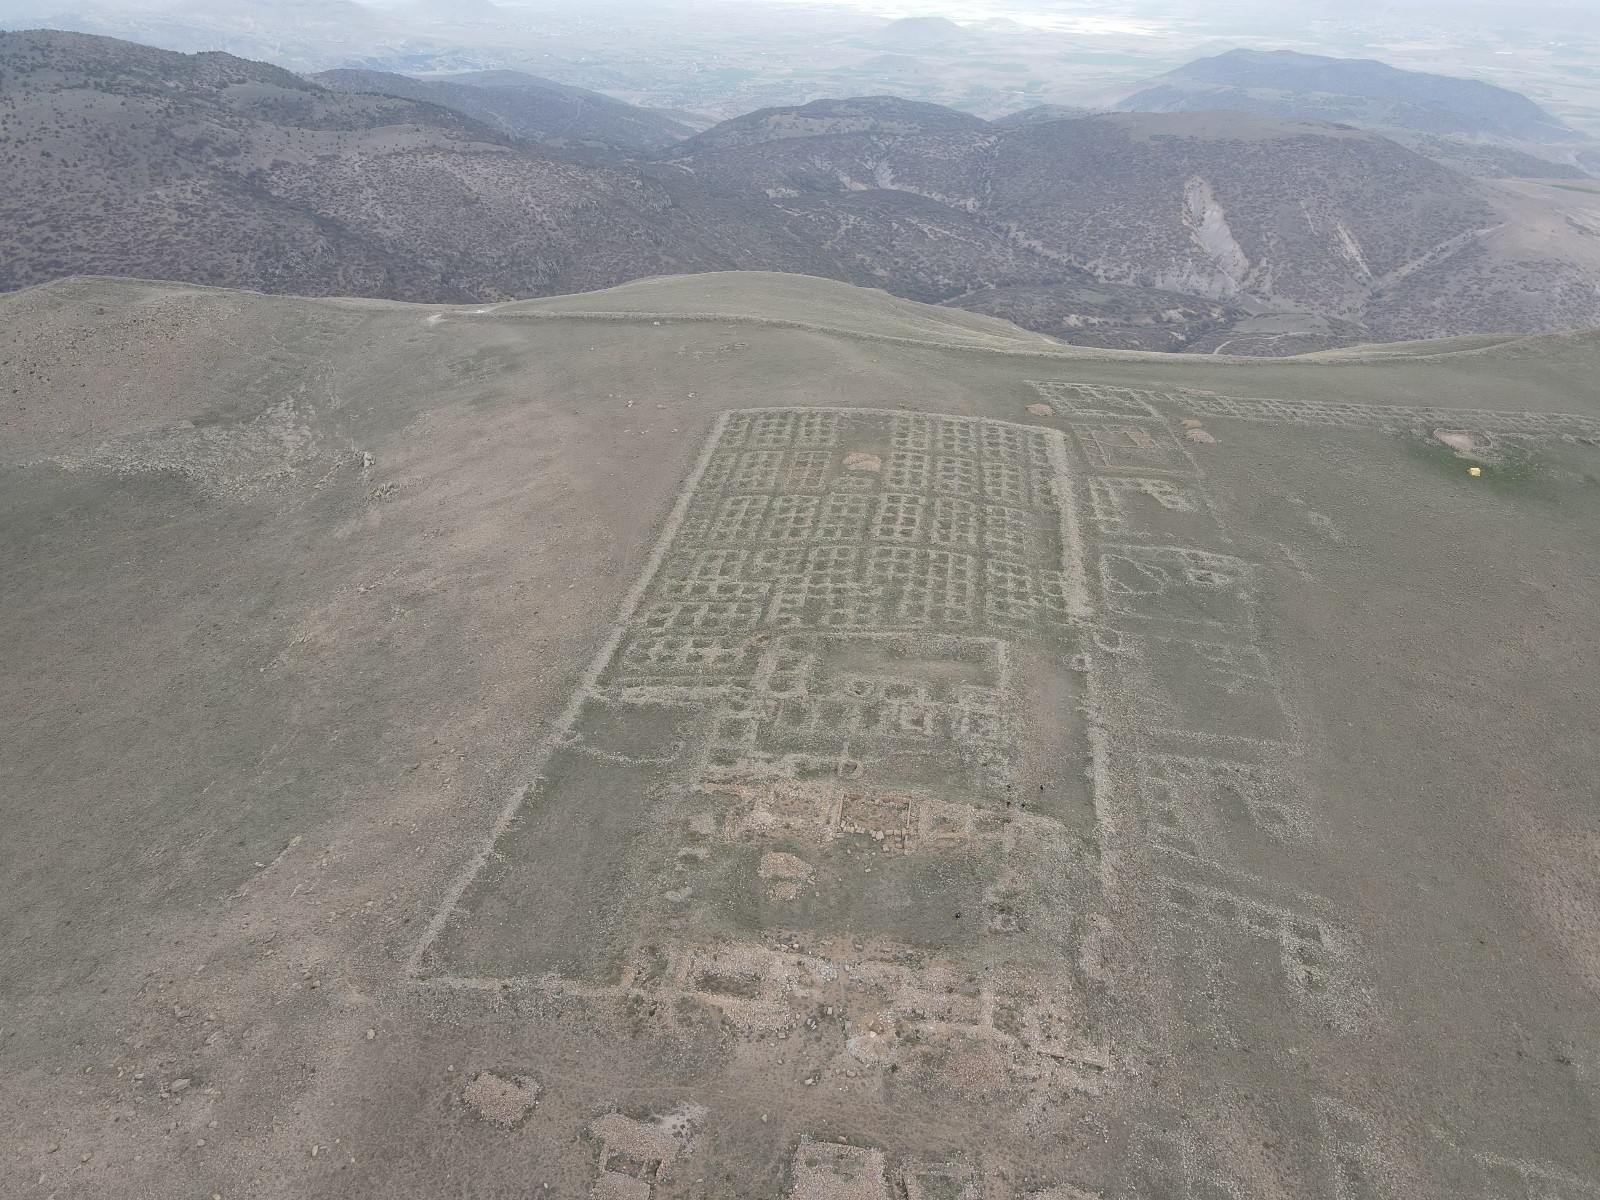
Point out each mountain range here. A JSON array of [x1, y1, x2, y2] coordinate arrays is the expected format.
[[309, 67, 700, 156], [1114, 49, 1580, 145], [7, 0, 1600, 140], [3, 30, 1598, 354]]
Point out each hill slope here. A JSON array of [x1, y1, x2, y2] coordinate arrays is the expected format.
[[872, 15, 967, 49], [308, 67, 696, 154], [2, 270, 1598, 1198], [672, 103, 1600, 341], [1116, 49, 1579, 144], [0, 30, 796, 299]]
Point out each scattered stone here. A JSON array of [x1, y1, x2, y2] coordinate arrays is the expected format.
[[787, 1139, 887, 1200], [588, 1110, 685, 1172], [463, 1071, 541, 1128]]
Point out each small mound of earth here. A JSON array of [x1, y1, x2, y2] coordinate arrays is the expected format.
[[1434, 428, 1492, 459], [843, 451, 882, 472], [759, 851, 816, 900], [1027, 403, 1054, 417], [1185, 427, 1217, 443], [759, 851, 814, 880], [463, 1071, 540, 1127]]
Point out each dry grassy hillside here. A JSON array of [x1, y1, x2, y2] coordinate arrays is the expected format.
[[671, 101, 1600, 341], [0, 30, 777, 300], [2, 271, 1597, 1198]]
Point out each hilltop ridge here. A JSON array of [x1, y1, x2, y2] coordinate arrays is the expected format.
[[1116, 49, 1579, 145], [3, 268, 1597, 1197], [309, 66, 696, 154]]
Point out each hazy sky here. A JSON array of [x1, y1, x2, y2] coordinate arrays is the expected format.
[[757, 0, 1170, 33], [7, 0, 1597, 130]]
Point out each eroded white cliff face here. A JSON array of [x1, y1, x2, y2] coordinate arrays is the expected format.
[[1178, 176, 1251, 297]]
